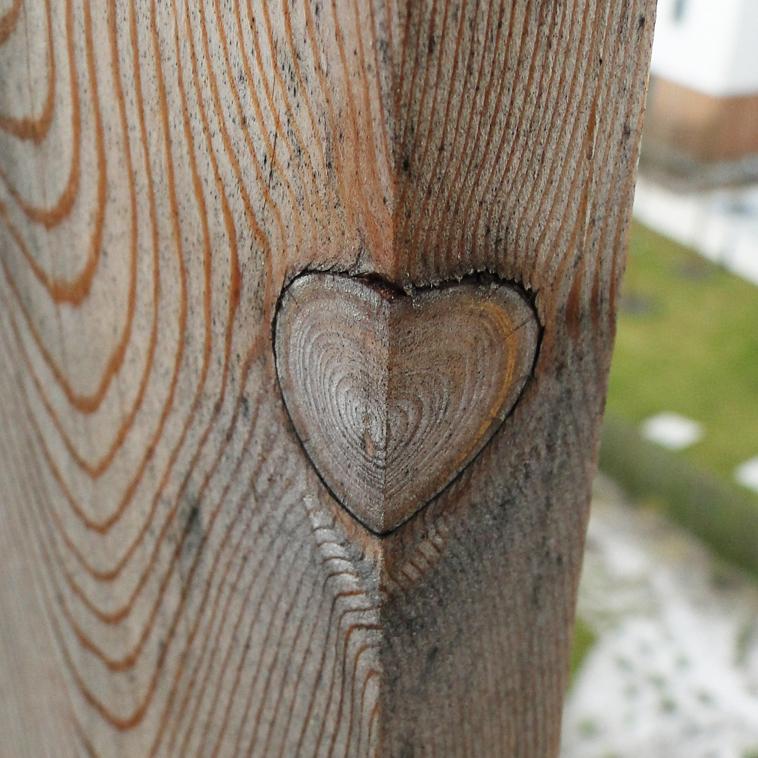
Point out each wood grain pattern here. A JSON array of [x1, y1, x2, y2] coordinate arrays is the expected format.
[[0, 1, 654, 756], [275, 273, 539, 534]]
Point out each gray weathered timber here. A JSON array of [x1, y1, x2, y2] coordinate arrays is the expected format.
[[0, 1, 654, 755]]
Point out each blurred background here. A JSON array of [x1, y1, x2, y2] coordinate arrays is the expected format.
[[562, 1, 758, 755]]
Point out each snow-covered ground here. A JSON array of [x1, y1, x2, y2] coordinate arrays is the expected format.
[[633, 176, 758, 286], [563, 477, 758, 758]]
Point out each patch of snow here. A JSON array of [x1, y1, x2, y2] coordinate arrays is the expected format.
[[641, 412, 704, 450], [562, 477, 758, 758], [633, 177, 758, 287], [735, 457, 758, 493]]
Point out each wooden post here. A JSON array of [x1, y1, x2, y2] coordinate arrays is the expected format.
[[0, 2, 654, 755]]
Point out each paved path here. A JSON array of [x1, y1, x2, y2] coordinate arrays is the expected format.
[[562, 477, 758, 758], [633, 176, 758, 287]]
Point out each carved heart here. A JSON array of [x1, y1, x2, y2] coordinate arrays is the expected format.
[[274, 273, 539, 534]]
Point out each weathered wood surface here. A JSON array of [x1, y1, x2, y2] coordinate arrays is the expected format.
[[0, 1, 654, 756]]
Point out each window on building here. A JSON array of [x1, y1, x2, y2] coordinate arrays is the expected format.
[[672, 0, 688, 22]]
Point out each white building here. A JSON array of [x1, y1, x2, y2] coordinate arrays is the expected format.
[[644, 0, 758, 180]]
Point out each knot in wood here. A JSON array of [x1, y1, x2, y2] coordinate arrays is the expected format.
[[275, 273, 539, 534]]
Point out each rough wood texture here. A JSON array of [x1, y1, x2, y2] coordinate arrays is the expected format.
[[0, 1, 654, 756], [275, 273, 539, 534]]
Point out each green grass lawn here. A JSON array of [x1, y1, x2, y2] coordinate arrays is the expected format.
[[569, 618, 596, 681], [607, 222, 758, 480]]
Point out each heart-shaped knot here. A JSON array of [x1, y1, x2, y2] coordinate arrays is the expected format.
[[274, 273, 539, 534]]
